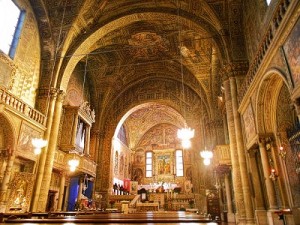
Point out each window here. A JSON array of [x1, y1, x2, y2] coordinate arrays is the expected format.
[[145, 151, 153, 177], [0, 0, 24, 58], [175, 150, 184, 176], [266, 0, 271, 5]]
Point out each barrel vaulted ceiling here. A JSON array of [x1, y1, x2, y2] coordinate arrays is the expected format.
[[31, 0, 246, 146]]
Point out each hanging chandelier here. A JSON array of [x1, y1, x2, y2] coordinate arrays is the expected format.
[[177, 127, 194, 149], [31, 138, 48, 155], [68, 158, 79, 172], [200, 148, 213, 165], [176, 1, 194, 149]]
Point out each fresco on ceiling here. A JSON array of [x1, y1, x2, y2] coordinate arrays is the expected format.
[[283, 17, 300, 86], [128, 32, 169, 58]]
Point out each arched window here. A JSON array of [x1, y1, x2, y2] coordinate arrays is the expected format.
[[175, 150, 184, 176], [0, 0, 25, 58], [145, 151, 153, 177]]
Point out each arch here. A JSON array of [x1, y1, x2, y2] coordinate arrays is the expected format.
[[94, 77, 204, 193], [57, 11, 230, 91], [256, 68, 292, 134]]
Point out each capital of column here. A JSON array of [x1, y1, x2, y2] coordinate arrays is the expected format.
[[220, 61, 249, 81], [38, 87, 59, 99], [56, 90, 66, 103]]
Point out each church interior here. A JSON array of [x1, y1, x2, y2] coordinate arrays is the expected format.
[[0, 0, 300, 225]]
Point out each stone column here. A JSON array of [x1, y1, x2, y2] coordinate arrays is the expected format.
[[247, 149, 265, 210], [90, 130, 101, 198], [31, 89, 58, 212], [57, 172, 66, 211], [63, 181, 70, 211], [224, 172, 235, 222], [229, 74, 255, 225], [258, 138, 277, 209], [36, 90, 65, 212], [0, 153, 15, 212], [222, 69, 245, 224], [0, 160, 7, 182]]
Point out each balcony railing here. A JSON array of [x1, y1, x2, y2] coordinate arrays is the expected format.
[[0, 87, 46, 126], [239, 0, 291, 103]]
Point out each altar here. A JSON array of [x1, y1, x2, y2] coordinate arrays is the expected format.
[[136, 202, 159, 212]]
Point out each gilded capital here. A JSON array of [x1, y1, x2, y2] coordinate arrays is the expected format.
[[56, 90, 66, 103], [220, 61, 249, 81]]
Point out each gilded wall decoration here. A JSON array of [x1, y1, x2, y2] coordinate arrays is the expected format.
[[134, 149, 145, 165], [283, 17, 300, 86], [138, 124, 180, 148], [276, 85, 295, 131], [0, 54, 16, 89], [242, 102, 256, 144], [6, 172, 34, 212], [132, 168, 143, 184]]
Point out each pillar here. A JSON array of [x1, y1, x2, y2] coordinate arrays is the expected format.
[[247, 149, 265, 210], [0, 153, 15, 212], [57, 172, 66, 211], [31, 89, 58, 212], [258, 138, 277, 209], [0, 160, 7, 182], [223, 69, 245, 224], [224, 172, 235, 222], [229, 75, 255, 225], [36, 90, 65, 212]]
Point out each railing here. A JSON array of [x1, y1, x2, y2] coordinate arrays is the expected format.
[[0, 87, 46, 126], [238, 0, 291, 103]]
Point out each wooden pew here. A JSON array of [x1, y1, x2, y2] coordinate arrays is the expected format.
[[3, 211, 216, 223]]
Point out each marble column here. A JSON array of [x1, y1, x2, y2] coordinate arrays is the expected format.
[[0, 153, 15, 212], [36, 90, 65, 212], [230, 76, 255, 225], [91, 130, 101, 197], [258, 138, 277, 209], [247, 149, 265, 210], [224, 172, 235, 222], [0, 160, 7, 182], [57, 172, 66, 211], [63, 181, 70, 211], [31, 89, 58, 212], [223, 74, 244, 224]]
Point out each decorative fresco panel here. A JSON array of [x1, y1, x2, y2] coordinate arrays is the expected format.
[[283, 17, 300, 86], [242, 102, 256, 144], [18, 122, 41, 152]]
